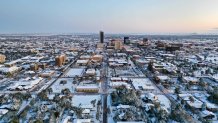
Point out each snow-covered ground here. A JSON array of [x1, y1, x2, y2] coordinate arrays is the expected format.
[[114, 67, 144, 77], [71, 94, 101, 123], [206, 55, 218, 64], [64, 68, 85, 77], [50, 78, 75, 93], [107, 94, 115, 123], [72, 95, 100, 107], [156, 94, 171, 111]]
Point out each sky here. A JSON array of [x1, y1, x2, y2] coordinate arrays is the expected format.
[[0, 0, 218, 34]]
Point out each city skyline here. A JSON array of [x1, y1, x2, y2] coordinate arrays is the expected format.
[[1, 0, 218, 34]]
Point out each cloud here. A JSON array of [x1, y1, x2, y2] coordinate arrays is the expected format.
[[213, 27, 218, 30]]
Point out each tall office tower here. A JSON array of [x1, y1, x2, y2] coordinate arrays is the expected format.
[[124, 37, 130, 44], [100, 31, 104, 43]]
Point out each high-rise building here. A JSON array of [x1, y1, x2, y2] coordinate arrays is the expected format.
[[100, 31, 104, 43], [124, 37, 130, 44], [143, 38, 148, 43], [55, 54, 66, 67], [114, 40, 123, 50], [55, 57, 62, 67], [0, 54, 6, 63], [30, 63, 39, 71]]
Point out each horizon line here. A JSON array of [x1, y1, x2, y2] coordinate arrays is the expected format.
[[1, 32, 218, 36]]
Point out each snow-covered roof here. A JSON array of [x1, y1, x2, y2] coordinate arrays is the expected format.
[[110, 82, 131, 89], [73, 119, 91, 123], [156, 75, 170, 81], [117, 104, 130, 109], [82, 109, 91, 114], [76, 85, 99, 89], [4, 59, 22, 66], [183, 76, 199, 82], [9, 77, 43, 90], [86, 69, 96, 75], [0, 109, 9, 115], [92, 54, 103, 58], [111, 77, 128, 81], [206, 102, 218, 109], [76, 60, 89, 64], [80, 55, 91, 59], [212, 74, 218, 81], [24, 71, 35, 74], [40, 70, 55, 74], [0, 66, 20, 73], [201, 110, 215, 118], [131, 78, 155, 91], [160, 53, 175, 57], [187, 99, 203, 109], [178, 93, 192, 98]]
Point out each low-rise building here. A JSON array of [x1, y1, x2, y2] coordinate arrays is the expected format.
[[76, 60, 89, 66], [76, 85, 99, 93], [0, 65, 20, 74], [39, 70, 55, 78], [92, 54, 103, 62], [131, 78, 155, 92], [182, 76, 199, 84], [8, 77, 43, 90], [85, 69, 96, 76]]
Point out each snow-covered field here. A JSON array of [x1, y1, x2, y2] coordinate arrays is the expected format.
[[64, 68, 85, 77], [50, 78, 75, 93], [71, 95, 100, 107], [156, 94, 171, 111]]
